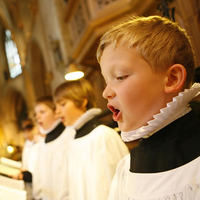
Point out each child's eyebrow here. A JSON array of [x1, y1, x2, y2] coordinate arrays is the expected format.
[[57, 99, 65, 104]]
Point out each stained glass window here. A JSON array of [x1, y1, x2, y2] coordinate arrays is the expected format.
[[5, 30, 22, 79]]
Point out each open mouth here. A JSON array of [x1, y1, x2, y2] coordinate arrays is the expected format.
[[61, 117, 65, 122], [107, 105, 121, 121]]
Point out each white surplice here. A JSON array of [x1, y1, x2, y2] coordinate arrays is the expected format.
[[54, 108, 129, 200]]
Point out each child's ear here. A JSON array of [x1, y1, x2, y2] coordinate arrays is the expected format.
[[82, 99, 88, 110], [164, 64, 187, 93]]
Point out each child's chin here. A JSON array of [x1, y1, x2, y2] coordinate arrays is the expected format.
[[119, 124, 134, 132], [118, 123, 126, 132]]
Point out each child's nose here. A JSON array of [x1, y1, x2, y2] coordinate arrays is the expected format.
[[55, 107, 60, 116], [102, 84, 115, 99], [35, 114, 39, 120]]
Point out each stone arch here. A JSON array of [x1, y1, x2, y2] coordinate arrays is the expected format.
[[29, 40, 51, 98]]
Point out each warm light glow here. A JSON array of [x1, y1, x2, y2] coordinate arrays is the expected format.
[[65, 71, 84, 81], [7, 145, 14, 154]]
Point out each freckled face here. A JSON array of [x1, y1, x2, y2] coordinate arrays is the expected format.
[[55, 98, 85, 127], [100, 44, 168, 132]]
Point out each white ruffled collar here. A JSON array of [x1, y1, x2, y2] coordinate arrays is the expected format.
[[72, 108, 102, 130], [39, 119, 61, 135], [62, 108, 102, 141], [121, 83, 200, 142], [25, 140, 36, 146]]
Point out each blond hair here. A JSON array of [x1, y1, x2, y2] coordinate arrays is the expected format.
[[54, 79, 96, 110], [96, 15, 195, 88]]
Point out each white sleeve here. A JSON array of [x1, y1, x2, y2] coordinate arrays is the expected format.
[[53, 146, 69, 200], [94, 125, 129, 200], [108, 155, 130, 200], [31, 142, 42, 199]]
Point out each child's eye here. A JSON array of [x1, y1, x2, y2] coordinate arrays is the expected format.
[[116, 76, 128, 81], [60, 102, 66, 107]]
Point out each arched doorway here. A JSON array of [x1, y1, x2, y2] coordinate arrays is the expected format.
[[1, 87, 28, 159]]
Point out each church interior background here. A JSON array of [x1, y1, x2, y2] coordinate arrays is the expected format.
[[0, 0, 200, 159]]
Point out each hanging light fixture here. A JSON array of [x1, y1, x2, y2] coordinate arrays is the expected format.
[[64, 62, 84, 81]]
